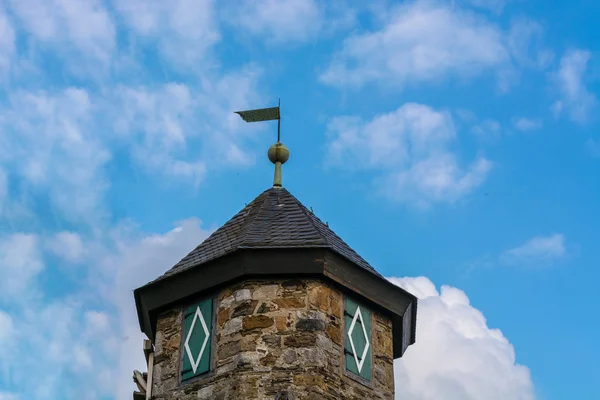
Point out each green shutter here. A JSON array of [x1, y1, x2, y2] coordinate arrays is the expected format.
[[182, 298, 213, 380], [344, 297, 372, 381]]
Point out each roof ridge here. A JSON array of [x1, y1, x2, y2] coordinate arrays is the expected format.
[[239, 188, 270, 244], [282, 189, 378, 274]]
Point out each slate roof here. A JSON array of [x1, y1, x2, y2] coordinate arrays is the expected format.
[[148, 187, 381, 285]]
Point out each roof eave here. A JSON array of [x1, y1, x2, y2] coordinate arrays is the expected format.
[[134, 247, 417, 358]]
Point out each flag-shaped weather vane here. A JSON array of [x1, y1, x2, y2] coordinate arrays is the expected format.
[[235, 99, 289, 188]]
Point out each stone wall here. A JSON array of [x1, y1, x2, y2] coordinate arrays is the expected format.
[[151, 279, 394, 399]]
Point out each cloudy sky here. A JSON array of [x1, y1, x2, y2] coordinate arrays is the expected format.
[[0, 0, 598, 399]]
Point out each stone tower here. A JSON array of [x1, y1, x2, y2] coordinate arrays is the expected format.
[[132, 115, 417, 399]]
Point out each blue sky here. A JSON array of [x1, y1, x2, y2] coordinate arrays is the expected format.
[[0, 0, 598, 399]]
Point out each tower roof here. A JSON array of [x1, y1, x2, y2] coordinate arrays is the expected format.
[[134, 184, 417, 358], [149, 187, 379, 286]]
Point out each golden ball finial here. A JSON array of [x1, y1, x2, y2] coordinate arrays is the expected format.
[[268, 142, 290, 165]]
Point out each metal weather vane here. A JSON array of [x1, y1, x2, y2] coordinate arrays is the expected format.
[[234, 99, 289, 187], [235, 98, 282, 141]]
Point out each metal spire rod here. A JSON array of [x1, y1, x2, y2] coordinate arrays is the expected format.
[[277, 98, 281, 142]]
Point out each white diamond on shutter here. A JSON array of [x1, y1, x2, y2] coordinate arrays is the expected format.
[[184, 306, 211, 374], [347, 306, 370, 373]]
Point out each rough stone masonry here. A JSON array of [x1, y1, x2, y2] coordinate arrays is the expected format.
[[150, 278, 395, 400]]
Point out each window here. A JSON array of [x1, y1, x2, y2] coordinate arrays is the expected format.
[[344, 297, 372, 381], [181, 298, 213, 381]]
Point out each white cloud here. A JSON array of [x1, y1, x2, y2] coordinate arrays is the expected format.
[[390, 276, 535, 400], [110, 66, 264, 181], [328, 104, 455, 169], [471, 119, 502, 140], [8, 0, 116, 73], [0, 65, 263, 224], [0, 233, 44, 301], [113, 0, 219, 69], [0, 298, 115, 398], [383, 155, 492, 206], [5, 0, 225, 79], [0, 219, 211, 399], [0, 6, 15, 77], [84, 310, 110, 332], [552, 49, 597, 124], [111, 83, 207, 183], [0, 310, 15, 345], [550, 100, 563, 118], [12, 301, 117, 400], [6, 0, 224, 80], [224, 0, 319, 44], [222, 0, 357, 45], [513, 117, 542, 132], [0, 88, 111, 225], [321, 2, 511, 89], [508, 17, 553, 69], [467, 0, 509, 12], [321, 3, 554, 91], [326, 103, 492, 207], [46, 231, 86, 263], [454, 109, 478, 124], [0, 168, 7, 216], [501, 233, 566, 266], [0, 310, 18, 400], [94, 218, 212, 399]]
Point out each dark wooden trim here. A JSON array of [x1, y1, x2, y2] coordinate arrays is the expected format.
[[134, 247, 417, 359], [401, 298, 413, 355], [141, 251, 245, 312], [242, 248, 325, 275]]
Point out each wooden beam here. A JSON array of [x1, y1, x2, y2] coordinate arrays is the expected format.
[[146, 352, 154, 400], [133, 370, 146, 392], [143, 339, 152, 365]]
